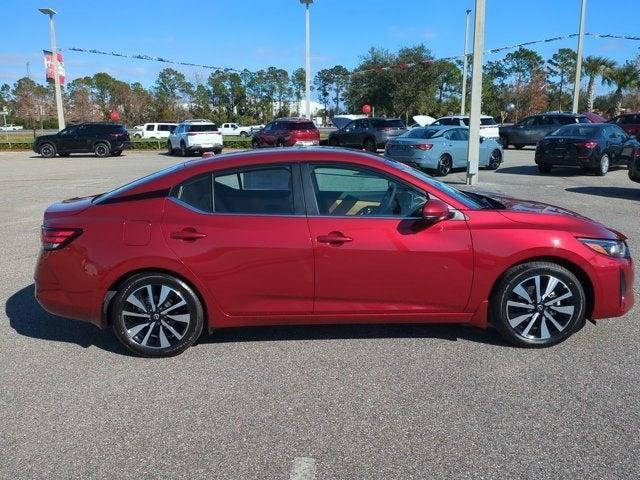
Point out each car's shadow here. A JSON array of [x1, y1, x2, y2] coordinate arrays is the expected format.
[[6, 284, 509, 356], [497, 164, 628, 177], [566, 186, 640, 201]]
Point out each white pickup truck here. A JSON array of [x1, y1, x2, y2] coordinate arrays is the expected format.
[[219, 122, 251, 137]]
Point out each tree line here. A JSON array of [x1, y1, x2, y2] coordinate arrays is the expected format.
[[1, 45, 639, 131]]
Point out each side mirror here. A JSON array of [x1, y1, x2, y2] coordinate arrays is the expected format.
[[421, 199, 450, 223], [480, 136, 486, 143]]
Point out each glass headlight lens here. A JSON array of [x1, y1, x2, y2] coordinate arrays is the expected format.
[[578, 238, 630, 258]]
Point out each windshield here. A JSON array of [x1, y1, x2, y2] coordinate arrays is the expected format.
[[549, 125, 600, 137], [93, 164, 183, 204], [402, 128, 442, 139], [384, 158, 484, 209]]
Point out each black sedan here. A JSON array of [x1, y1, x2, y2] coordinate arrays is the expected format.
[[630, 155, 640, 183], [535, 123, 639, 176]]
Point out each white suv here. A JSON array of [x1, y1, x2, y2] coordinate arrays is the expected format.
[[168, 120, 223, 156], [431, 115, 499, 139], [140, 122, 178, 139]]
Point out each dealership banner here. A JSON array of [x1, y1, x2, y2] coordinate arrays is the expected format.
[[43, 50, 65, 85]]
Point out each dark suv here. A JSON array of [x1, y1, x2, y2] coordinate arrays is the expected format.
[[251, 118, 319, 148], [609, 113, 640, 137], [499, 113, 590, 149], [328, 117, 407, 152], [34, 122, 132, 158]]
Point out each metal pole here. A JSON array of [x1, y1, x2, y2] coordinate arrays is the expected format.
[[572, 0, 586, 113], [48, 13, 65, 130], [460, 9, 471, 115], [466, 0, 485, 186], [304, 4, 311, 120]]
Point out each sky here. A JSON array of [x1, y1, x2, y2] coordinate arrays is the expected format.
[[1, 0, 639, 98]]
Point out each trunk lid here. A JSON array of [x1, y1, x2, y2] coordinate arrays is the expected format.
[[44, 196, 95, 220]]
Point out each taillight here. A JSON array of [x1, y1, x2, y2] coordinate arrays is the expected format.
[[576, 141, 597, 149], [41, 227, 82, 250], [411, 143, 433, 151]]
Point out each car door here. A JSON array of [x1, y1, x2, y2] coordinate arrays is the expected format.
[[303, 163, 473, 314], [162, 163, 314, 316], [510, 116, 534, 144], [261, 122, 277, 146], [604, 125, 626, 163], [338, 120, 358, 146], [56, 125, 80, 151], [442, 128, 466, 167]]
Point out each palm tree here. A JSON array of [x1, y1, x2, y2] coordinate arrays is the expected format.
[[582, 56, 615, 111], [603, 63, 640, 115]]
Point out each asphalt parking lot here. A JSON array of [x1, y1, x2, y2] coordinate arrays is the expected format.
[[1, 148, 639, 480]]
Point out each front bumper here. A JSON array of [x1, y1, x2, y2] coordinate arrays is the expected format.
[[591, 256, 634, 320]]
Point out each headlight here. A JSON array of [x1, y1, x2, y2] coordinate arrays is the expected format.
[[578, 238, 630, 258]]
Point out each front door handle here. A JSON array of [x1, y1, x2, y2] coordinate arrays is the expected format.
[[170, 228, 207, 241], [316, 231, 353, 245]]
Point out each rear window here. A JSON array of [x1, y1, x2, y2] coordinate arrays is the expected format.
[[93, 164, 183, 204], [404, 128, 441, 139], [549, 125, 600, 137], [460, 118, 496, 126], [286, 121, 316, 130], [372, 119, 405, 128], [188, 124, 218, 132]]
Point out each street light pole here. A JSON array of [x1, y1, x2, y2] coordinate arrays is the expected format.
[[466, 0, 485, 186], [572, 0, 587, 113], [300, 0, 313, 120], [39, 7, 65, 130], [460, 9, 471, 115]]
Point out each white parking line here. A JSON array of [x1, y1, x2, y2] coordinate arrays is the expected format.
[[290, 457, 316, 480]]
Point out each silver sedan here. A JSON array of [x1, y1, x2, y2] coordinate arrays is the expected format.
[[384, 126, 503, 176]]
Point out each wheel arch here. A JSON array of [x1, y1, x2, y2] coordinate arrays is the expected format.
[[102, 267, 210, 329], [487, 255, 595, 320]]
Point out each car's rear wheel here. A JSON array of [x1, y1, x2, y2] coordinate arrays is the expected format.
[[240, 131, 248, 137], [276, 139, 285, 147], [40, 143, 56, 158], [486, 149, 502, 170], [596, 153, 610, 176], [537, 163, 552, 173], [180, 141, 188, 157], [490, 261, 586, 347], [111, 273, 205, 357], [167, 141, 174, 155], [435, 154, 452, 177], [251, 138, 259, 148], [363, 137, 376, 152], [94, 142, 110, 158], [213, 147, 222, 155], [499, 135, 509, 149]]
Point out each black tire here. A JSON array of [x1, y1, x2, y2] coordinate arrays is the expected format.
[[111, 150, 122, 156], [240, 131, 248, 137], [595, 153, 609, 176], [251, 138, 259, 149], [434, 154, 452, 177], [328, 136, 340, 147], [111, 272, 205, 357], [58, 152, 71, 157], [167, 141, 174, 156], [490, 261, 586, 348], [180, 141, 188, 157], [276, 139, 285, 147], [94, 142, 110, 158], [499, 135, 509, 149], [514, 144, 525, 150], [213, 147, 222, 155], [363, 137, 376, 152], [40, 142, 56, 158], [486, 149, 502, 170], [537, 163, 552, 174]]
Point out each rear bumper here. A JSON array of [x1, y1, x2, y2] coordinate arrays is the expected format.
[[187, 143, 223, 152], [535, 150, 599, 167]]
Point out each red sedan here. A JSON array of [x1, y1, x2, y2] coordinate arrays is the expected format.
[[35, 148, 634, 357]]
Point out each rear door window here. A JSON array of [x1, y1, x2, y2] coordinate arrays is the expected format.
[[175, 175, 213, 213], [213, 166, 294, 215]]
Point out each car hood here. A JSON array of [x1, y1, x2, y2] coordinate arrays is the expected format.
[[473, 189, 623, 240], [35, 134, 59, 142]]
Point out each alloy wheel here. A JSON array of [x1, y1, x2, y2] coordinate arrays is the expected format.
[[40, 144, 55, 158], [505, 274, 575, 341], [438, 155, 452, 176], [121, 284, 192, 349]]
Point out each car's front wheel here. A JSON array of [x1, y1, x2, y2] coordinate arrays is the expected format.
[[40, 143, 56, 158], [486, 149, 502, 170], [251, 138, 259, 148], [111, 272, 205, 357], [490, 261, 586, 347], [435, 154, 452, 177], [94, 142, 110, 158], [596, 153, 610, 176]]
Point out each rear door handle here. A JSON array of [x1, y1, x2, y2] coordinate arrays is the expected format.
[[170, 228, 207, 240], [316, 232, 353, 244]]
